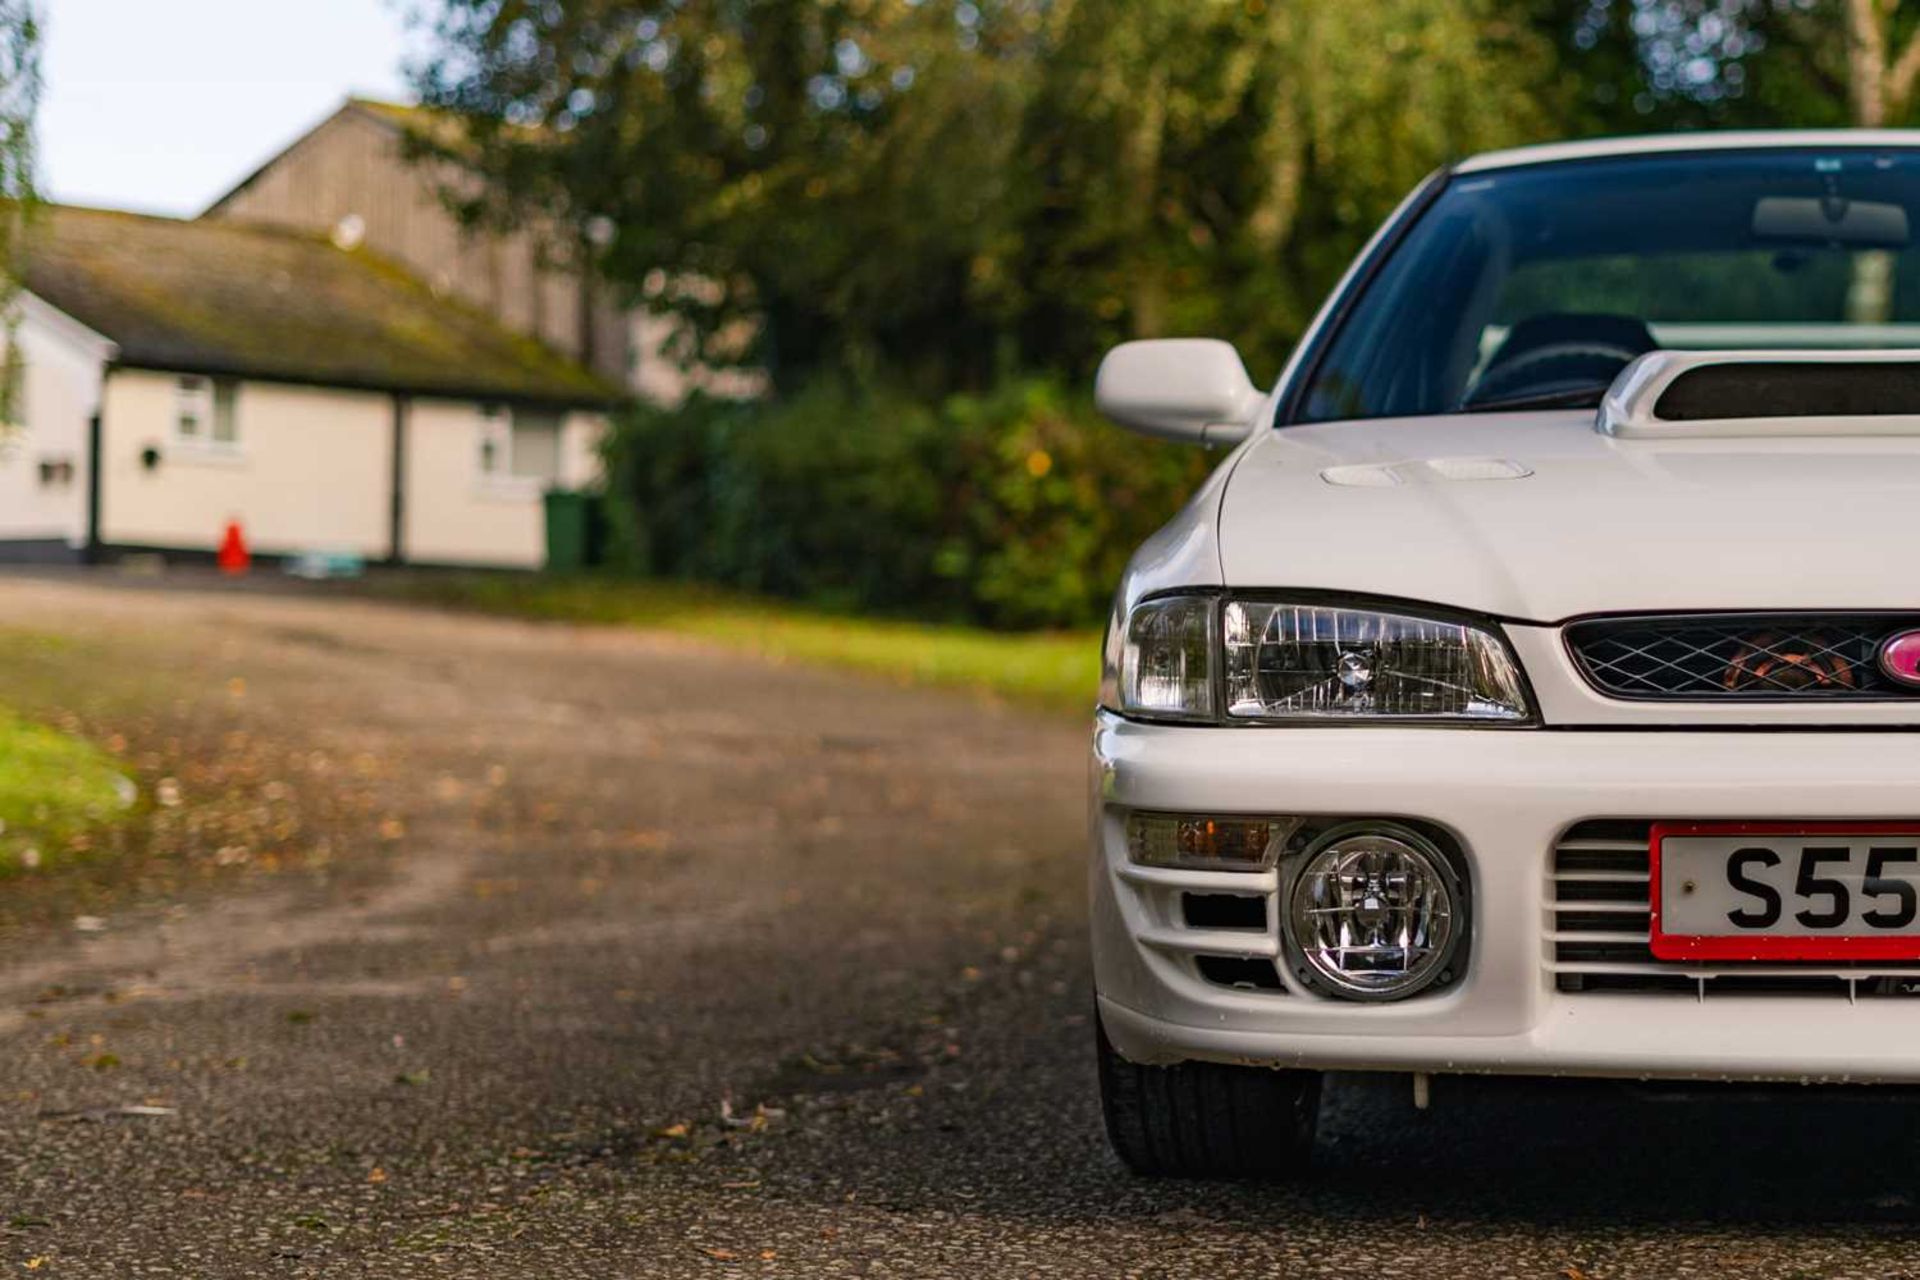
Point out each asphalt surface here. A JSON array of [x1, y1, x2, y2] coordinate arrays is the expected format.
[[4, 575, 1920, 1277]]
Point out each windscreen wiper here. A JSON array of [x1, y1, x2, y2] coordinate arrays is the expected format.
[[1459, 384, 1612, 414]]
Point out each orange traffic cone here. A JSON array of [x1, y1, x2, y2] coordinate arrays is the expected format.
[[217, 520, 251, 576]]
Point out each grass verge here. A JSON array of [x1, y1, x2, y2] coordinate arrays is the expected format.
[[372, 575, 1102, 712], [0, 706, 132, 875]]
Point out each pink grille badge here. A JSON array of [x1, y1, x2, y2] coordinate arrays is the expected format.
[[1878, 631, 1920, 688]]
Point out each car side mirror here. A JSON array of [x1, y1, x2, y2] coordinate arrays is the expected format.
[[1094, 339, 1265, 445]]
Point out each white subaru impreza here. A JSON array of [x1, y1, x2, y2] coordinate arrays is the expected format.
[[1090, 131, 1920, 1177]]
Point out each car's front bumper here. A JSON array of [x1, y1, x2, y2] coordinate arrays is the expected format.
[[1092, 711, 1920, 1083]]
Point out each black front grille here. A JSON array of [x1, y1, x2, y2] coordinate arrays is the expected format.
[[1567, 614, 1920, 700]]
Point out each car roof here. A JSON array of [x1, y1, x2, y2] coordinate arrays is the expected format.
[[1456, 129, 1920, 175]]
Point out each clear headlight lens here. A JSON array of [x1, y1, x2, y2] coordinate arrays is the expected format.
[[1117, 595, 1215, 720], [1287, 826, 1461, 999], [1223, 601, 1528, 722], [1108, 594, 1531, 724]]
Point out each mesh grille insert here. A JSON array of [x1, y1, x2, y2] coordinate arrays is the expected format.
[[1566, 614, 1920, 700]]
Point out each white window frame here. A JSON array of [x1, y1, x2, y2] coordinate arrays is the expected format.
[[173, 375, 211, 443], [476, 405, 564, 493], [508, 408, 562, 485], [212, 379, 239, 446], [477, 406, 515, 484], [174, 375, 242, 455]]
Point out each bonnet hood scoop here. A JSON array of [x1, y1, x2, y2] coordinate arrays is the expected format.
[[1598, 348, 1920, 439]]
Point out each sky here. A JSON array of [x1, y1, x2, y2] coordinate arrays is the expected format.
[[40, 0, 429, 218]]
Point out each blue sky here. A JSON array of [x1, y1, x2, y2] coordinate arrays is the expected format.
[[41, 0, 426, 217]]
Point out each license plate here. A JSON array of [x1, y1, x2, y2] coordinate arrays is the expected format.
[[1651, 822, 1920, 961]]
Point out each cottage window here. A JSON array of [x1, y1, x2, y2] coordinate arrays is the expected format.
[[509, 410, 562, 483], [176, 376, 239, 447], [174, 376, 209, 440], [212, 381, 239, 444], [478, 406, 562, 485], [478, 407, 508, 477]]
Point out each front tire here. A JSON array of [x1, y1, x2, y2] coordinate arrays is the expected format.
[[1096, 1015, 1321, 1178]]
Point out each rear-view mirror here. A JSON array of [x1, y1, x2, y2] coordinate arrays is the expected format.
[[1752, 195, 1910, 249], [1094, 339, 1265, 446]]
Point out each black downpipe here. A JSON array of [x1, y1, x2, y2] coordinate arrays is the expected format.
[[388, 394, 409, 565], [83, 409, 102, 564]]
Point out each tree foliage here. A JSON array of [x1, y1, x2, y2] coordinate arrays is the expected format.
[[415, 1, 1039, 392], [606, 373, 1211, 627], [0, 0, 37, 427], [1013, 0, 1561, 380], [1543, 0, 1893, 131], [412, 0, 1564, 391]]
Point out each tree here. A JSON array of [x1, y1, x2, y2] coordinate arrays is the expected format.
[[1838, 0, 1920, 318], [412, 0, 1570, 392], [0, 0, 37, 428], [1016, 0, 1562, 379], [1841, 0, 1920, 123], [412, 0, 1043, 394], [1542, 0, 1840, 131]]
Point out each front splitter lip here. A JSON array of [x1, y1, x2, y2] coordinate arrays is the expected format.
[[1097, 994, 1920, 1085]]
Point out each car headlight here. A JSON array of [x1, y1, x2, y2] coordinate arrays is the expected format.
[[1115, 595, 1217, 721], [1106, 593, 1532, 723]]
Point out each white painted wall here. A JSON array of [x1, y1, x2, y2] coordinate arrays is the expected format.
[[95, 368, 606, 568], [99, 371, 393, 557], [560, 409, 607, 492], [401, 399, 607, 569], [0, 294, 114, 550]]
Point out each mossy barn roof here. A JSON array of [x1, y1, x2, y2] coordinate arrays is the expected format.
[[23, 205, 617, 406]]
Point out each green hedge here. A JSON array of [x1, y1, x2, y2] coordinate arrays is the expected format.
[[603, 377, 1214, 629]]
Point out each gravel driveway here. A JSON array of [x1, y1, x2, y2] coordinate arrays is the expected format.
[[2, 574, 1919, 1278]]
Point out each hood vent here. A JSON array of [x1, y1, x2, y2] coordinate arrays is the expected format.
[[1598, 349, 1920, 438], [1319, 456, 1533, 487]]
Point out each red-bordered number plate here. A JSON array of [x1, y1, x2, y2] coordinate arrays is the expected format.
[[1650, 821, 1920, 962]]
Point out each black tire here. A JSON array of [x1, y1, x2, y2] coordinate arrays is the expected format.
[[1096, 1015, 1321, 1179]]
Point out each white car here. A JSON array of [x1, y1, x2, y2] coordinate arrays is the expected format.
[[1090, 130, 1920, 1177]]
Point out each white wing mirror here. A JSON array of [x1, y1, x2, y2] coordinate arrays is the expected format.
[[1095, 339, 1265, 445]]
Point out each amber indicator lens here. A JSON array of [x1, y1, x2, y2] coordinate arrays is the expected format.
[[1126, 812, 1300, 871]]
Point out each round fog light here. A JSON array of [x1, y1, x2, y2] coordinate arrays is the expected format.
[[1287, 825, 1460, 1000]]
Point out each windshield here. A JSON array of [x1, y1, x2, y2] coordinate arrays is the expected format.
[[1296, 149, 1920, 423]]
